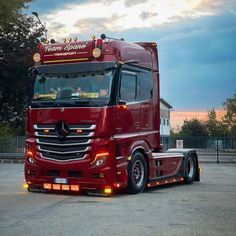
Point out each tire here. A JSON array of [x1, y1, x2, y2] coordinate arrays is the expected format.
[[184, 154, 196, 184], [127, 151, 147, 194]]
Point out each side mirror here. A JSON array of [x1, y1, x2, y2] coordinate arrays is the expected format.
[[27, 67, 38, 80], [118, 100, 127, 105]]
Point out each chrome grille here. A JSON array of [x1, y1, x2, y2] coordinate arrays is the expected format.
[[34, 124, 96, 162]]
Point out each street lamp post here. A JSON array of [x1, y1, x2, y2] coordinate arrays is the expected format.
[[32, 12, 47, 39]]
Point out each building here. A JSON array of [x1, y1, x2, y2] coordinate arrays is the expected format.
[[160, 98, 172, 137]]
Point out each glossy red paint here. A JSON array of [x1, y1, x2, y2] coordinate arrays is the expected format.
[[25, 36, 198, 194]]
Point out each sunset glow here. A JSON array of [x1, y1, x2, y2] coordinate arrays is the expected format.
[[44, 0, 210, 39]]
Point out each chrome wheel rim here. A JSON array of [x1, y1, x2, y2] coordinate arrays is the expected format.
[[132, 160, 144, 188], [187, 157, 194, 179]]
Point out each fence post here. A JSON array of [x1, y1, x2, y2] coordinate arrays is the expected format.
[[216, 139, 219, 163]]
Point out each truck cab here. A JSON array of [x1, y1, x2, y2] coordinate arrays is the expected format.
[[25, 35, 199, 195]]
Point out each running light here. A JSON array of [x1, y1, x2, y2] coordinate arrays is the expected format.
[[43, 183, 52, 190], [92, 47, 102, 58], [71, 185, 80, 191], [104, 188, 112, 194], [22, 183, 29, 189], [90, 152, 109, 167], [53, 184, 61, 190], [33, 53, 41, 62], [61, 185, 70, 191]]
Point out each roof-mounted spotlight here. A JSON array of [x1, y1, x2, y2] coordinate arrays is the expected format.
[[100, 34, 124, 41]]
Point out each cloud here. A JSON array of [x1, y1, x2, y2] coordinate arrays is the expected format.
[[124, 0, 144, 7], [39, 0, 232, 39], [139, 11, 158, 20], [26, 0, 236, 109]]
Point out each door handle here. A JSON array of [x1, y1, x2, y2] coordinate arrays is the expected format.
[[133, 122, 139, 127]]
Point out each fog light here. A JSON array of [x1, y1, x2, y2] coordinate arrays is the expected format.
[[22, 183, 29, 189], [104, 188, 112, 194]]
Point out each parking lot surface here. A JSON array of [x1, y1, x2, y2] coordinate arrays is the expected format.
[[0, 163, 236, 236]]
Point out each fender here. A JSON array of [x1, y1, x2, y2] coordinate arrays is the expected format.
[[167, 148, 200, 182]]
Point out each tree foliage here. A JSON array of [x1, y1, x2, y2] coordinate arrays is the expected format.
[[223, 93, 236, 136], [172, 94, 236, 138], [178, 119, 208, 137], [0, 0, 44, 132], [0, 0, 31, 24], [205, 109, 227, 137]]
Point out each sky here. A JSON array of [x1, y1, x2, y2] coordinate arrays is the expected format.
[[24, 0, 236, 110]]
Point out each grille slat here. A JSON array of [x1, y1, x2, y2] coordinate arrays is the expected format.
[[34, 124, 95, 162]]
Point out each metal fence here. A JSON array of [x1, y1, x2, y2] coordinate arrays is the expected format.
[[161, 136, 236, 163], [0, 136, 25, 153], [0, 136, 235, 163]]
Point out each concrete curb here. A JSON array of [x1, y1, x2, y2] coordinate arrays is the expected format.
[[0, 159, 24, 164], [0, 153, 24, 163]]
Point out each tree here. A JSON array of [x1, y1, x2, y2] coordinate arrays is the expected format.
[[178, 119, 208, 137], [223, 94, 236, 136], [205, 109, 227, 137], [0, 0, 44, 132], [0, 0, 31, 25]]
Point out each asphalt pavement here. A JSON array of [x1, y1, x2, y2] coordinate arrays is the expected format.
[[0, 163, 236, 236]]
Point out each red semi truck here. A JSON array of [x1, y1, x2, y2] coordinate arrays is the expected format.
[[24, 34, 200, 195]]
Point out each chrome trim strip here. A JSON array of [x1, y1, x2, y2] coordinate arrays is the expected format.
[[38, 146, 90, 154], [152, 153, 184, 159], [34, 125, 54, 130], [116, 156, 126, 160], [121, 70, 137, 76], [36, 139, 92, 146], [70, 125, 96, 130], [34, 131, 95, 138], [40, 153, 88, 162], [113, 130, 159, 139], [34, 124, 96, 131]]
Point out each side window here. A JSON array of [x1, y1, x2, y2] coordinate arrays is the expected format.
[[120, 72, 137, 102], [138, 71, 153, 100]]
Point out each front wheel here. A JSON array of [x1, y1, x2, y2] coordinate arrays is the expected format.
[[184, 154, 196, 184], [127, 152, 147, 194]]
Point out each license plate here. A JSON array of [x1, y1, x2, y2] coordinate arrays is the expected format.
[[54, 178, 68, 184]]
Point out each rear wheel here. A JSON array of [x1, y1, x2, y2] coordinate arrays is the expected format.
[[127, 152, 147, 194], [184, 154, 196, 184]]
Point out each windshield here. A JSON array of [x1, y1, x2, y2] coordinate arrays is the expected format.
[[32, 70, 114, 107]]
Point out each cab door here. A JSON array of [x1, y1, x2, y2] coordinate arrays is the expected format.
[[137, 70, 154, 146], [115, 70, 140, 135]]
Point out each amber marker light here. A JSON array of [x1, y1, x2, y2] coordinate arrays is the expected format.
[[71, 185, 80, 191], [44, 129, 49, 133], [104, 188, 112, 194], [26, 150, 35, 164], [22, 183, 29, 189], [61, 185, 70, 191], [43, 183, 52, 190], [52, 184, 61, 190], [117, 104, 128, 109], [76, 129, 83, 134]]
